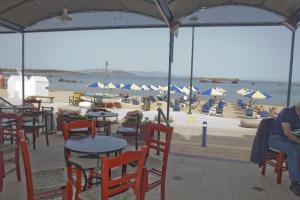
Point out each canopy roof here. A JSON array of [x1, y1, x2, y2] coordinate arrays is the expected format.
[[0, 0, 300, 33]]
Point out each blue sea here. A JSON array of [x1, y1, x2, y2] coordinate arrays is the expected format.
[[48, 74, 300, 106]]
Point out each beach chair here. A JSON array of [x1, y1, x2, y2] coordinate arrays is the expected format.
[[69, 92, 83, 106], [245, 108, 254, 118], [237, 99, 243, 106], [201, 104, 210, 113], [240, 103, 247, 109], [260, 111, 270, 118], [216, 106, 224, 115]]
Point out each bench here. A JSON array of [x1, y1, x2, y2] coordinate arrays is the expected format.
[[27, 96, 55, 103]]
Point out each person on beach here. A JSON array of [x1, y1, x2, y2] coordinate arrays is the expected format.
[[268, 102, 300, 196]]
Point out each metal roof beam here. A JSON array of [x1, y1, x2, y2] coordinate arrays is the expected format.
[[0, 18, 22, 32], [154, 0, 174, 26]]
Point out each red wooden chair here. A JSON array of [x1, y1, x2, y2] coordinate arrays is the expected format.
[[19, 130, 72, 200], [261, 148, 287, 184], [0, 112, 22, 192], [143, 123, 173, 200], [77, 146, 148, 200], [63, 120, 97, 198]]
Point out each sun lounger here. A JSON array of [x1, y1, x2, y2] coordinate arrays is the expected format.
[[216, 106, 224, 115], [260, 111, 270, 118], [245, 108, 254, 118], [201, 104, 210, 113]]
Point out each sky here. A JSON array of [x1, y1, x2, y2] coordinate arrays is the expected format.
[[0, 26, 299, 82]]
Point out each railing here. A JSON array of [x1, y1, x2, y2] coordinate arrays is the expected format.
[[0, 96, 13, 106], [157, 107, 170, 127]]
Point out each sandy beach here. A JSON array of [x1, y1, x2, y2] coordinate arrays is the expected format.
[[0, 88, 285, 161]]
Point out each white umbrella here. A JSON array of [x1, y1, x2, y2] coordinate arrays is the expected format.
[[140, 84, 150, 90], [181, 86, 190, 95], [149, 85, 159, 91], [237, 88, 252, 96]]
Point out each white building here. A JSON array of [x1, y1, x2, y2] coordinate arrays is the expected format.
[[28, 76, 49, 97], [7, 75, 49, 99], [7, 75, 29, 99]]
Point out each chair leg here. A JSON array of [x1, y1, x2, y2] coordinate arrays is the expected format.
[[276, 153, 284, 184], [33, 131, 36, 150], [0, 152, 4, 192], [75, 169, 82, 200], [140, 169, 148, 200], [45, 131, 49, 146], [63, 180, 73, 200], [15, 148, 21, 181], [261, 160, 267, 175], [160, 177, 166, 200]]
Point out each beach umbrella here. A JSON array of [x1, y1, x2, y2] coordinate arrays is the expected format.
[[124, 83, 141, 91], [140, 84, 150, 96], [105, 82, 116, 89], [170, 85, 184, 94], [244, 90, 272, 99], [140, 84, 150, 90], [88, 82, 105, 88], [149, 85, 159, 91], [202, 88, 224, 96], [116, 83, 125, 89], [181, 86, 190, 95], [216, 87, 227, 93], [105, 82, 116, 95], [159, 85, 169, 92], [236, 88, 252, 96], [124, 83, 142, 97]]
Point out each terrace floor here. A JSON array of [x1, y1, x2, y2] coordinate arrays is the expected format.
[[0, 132, 298, 200]]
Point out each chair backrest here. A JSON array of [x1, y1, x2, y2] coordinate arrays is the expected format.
[[19, 130, 35, 200], [63, 119, 96, 140], [0, 112, 23, 143], [145, 123, 173, 169], [101, 146, 148, 200], [24, 99, 41, 111]]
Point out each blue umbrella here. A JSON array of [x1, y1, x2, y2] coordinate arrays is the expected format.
[[244, 90, 272, 99], [202, 88, 224, 96], [87, 82, 105, 88], [116, 83, 125, 89], [170, 85, 184, 94]]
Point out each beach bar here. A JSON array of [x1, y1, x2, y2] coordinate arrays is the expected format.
[[0, 1, 300, 200]]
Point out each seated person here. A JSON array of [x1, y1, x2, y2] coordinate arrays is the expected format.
[[268, 102, 300, 196]]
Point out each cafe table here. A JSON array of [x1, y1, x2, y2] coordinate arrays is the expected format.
[[85, 111, 118, 121], [64, 135, 127, 186]]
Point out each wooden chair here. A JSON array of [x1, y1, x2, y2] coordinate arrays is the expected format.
[[19, 130, 72, 200], [86, 108, 112, 135], [0, 113, 22, 192], [63, 120, 98, 198], [24, 99, 42, 111], [22, 110, 48, 150], [77, 146, 148, 200], [143, 123, 173, 200], [117, 115, 142, 150], [261, 148, 287, 184]]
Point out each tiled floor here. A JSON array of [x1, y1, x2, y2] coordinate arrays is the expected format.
[[0, 133, 298, 200]]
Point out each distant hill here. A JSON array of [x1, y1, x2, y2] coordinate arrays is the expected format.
[[0, 67, 82, 76], [129, 70, 184, 78], [79, 68, 137, 77]]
